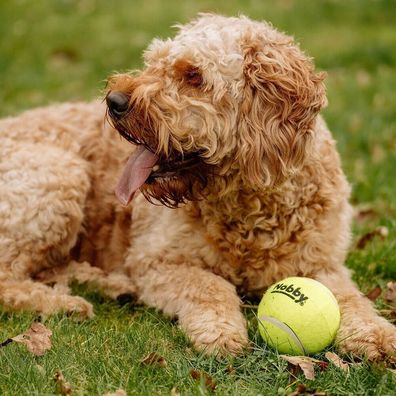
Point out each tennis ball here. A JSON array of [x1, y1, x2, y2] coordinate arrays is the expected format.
[[257, 277, 340, 355]]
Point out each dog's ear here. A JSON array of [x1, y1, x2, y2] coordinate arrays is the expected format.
[[237, 32, 327, 188]]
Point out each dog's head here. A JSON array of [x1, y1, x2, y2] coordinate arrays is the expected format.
[[106, 14, 327, 207]]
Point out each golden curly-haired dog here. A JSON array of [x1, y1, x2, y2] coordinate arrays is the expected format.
[[1, 14, 395, 358]]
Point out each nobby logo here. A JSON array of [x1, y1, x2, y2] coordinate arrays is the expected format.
[[271, 283, 309, 305]]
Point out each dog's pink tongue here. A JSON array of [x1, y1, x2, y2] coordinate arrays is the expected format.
[[115, 145, 158, 206]]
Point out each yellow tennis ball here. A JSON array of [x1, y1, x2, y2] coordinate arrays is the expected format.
[[257, 277, 340, 355]]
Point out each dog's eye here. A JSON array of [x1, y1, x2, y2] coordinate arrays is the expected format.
[[185, 68, 203, 87]]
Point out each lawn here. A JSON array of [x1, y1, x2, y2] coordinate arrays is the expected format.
[[1, 0, 396, 395]]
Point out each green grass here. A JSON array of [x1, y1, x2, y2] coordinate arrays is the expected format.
[[1, 0, 396, 394]]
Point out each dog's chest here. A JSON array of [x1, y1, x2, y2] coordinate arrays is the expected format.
[[196, 191, 318, 293]]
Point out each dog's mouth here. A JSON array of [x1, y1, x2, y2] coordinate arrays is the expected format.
[[115, 144, 202, 206], [148, 151, 201, 181]]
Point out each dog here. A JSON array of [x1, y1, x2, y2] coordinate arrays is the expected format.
[[1, 14, 395, 358]]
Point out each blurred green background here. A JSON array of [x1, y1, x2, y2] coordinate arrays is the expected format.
[[1, 1, 396, 395]]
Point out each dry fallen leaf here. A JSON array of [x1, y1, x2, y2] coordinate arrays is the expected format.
[[281, 355, 327, 381], [325, 352, 349, 371], [54, 371, 73, 396], [287, 383, 307, 396], [353, 203, 377, 224], [356, 226, 389, 249], [190, 369, 217, 391], [11, 322, 52, 356], [140, 352, 167, 368], [287, 383, 328, 396], [384, 281, 396, 305], [366, 286, 382, 302], [103, 390, 127, 396]]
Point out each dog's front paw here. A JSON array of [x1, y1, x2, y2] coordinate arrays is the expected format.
[[337, 315, 396, 360], [180, 307, 249, 356], [61, 295, 94, 320]]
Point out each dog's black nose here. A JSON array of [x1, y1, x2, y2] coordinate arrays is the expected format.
[[106, 91, 129, 117]]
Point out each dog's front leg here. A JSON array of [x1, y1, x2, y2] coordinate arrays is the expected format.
[[36, 260, 137, 300], [128, 261, 248, 356], [0, 276, 93, 319], [316, 268, 396, 359]]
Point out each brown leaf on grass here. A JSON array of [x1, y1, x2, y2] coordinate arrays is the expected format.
[[281, 355, 327, 381], [384, 281, 396, 305], [325, 352, 349, 371], [287, 384, 328, 396], [295, 384, 308, 394], [170, 387, 180, 396], [54, 371, 73, 396], [356, 226, 389, 249], [140, 352, 167, 368], [103, 390, 127, 396], [50, 48, 78, 63], [353, 204, 377, 224], [287, 383, 307, 395], [190, 369, 217, 391], [366, 286, 382, 302], [11, 322, 52, 356]]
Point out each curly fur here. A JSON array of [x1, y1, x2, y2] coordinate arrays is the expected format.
[[1, 14, 395, 358]]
